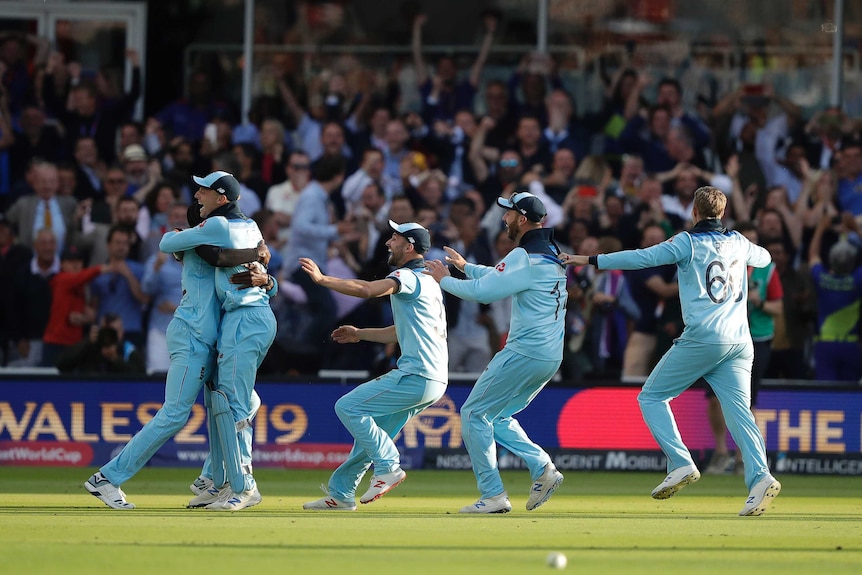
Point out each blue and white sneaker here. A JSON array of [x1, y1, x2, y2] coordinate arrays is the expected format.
[[206, 485, 262, 511], [84, 472, 135, 510], [190, 475, 212, 496], [188, 484, 225, 508], [459, 492, 511, 514], [651, 464, 701, 500], [739, 476, 781, 516], [526, 464, 564, 510]]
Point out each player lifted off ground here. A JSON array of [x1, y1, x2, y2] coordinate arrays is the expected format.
[[559, 186, 781, 516], [85, 179, 274, 510], [301, 221, 447, 511], [158, 172, 277, 511], [425, 191, 566, 514]]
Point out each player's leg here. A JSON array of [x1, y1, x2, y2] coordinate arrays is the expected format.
[[459, 349, 517, 509], [87, 320, 213, 509], [705, 342, 779, 515], [355, 376, 446, 504], [637, 339, 715, 499], [488, 354, 563, 510], [205, 308, 275, 510]]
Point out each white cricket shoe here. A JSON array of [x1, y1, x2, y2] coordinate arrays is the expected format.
[[526, 463, 564, 510], [303, 485, 357, 511], [739, 476, 781, 516], [84, 472, 135, 510], [651, 464, 701, 500], [206, 485, 262, 511], [188, 484, 225, 508], [189, 475, 212, 496], [359, 467, 406, 504], [459, 492, 512, 514]]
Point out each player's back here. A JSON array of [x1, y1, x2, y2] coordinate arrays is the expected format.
[[214, 217, 268, 312], [677, 227, 758, 344], [174, 250, 221, 346]]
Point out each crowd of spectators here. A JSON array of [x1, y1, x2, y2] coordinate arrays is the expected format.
[[1, 13, 862, 383]]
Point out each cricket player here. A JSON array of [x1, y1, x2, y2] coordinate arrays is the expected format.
[[560, 186, 781, 516], [158, 171, 277, 511], [301, 221, 447, 510], [84, 196, 272, 510], [425, 191, 567, 514]]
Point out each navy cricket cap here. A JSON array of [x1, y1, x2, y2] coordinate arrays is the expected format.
[[389, 220, 431, 254], [192, 171, 241, 202], [496, 191, 547, 223]]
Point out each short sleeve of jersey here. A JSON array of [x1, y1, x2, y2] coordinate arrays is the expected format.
[[387, 268, 418, 300]]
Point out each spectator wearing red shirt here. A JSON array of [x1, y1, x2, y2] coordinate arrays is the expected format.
[[41, 245, 106, 367]]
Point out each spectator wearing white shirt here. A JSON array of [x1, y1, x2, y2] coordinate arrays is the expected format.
[[265, 150, 311, 243]]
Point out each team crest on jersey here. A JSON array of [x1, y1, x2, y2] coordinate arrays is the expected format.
[[496, 262, 506, 272], [198, 220, 206, 228], [393, 270, 401, 277]]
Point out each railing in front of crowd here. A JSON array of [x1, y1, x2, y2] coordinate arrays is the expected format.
[[183, 42, 862, 116]]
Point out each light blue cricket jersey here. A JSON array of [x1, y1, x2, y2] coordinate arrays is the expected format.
[[440, 228, 568, 362], [157, 247, 220, 347], [596, 219, 771, 345], [387, 258, 449, 383], [160, 207, 270, 313]]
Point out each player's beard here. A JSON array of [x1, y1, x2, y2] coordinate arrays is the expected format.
[[506, 219, 520, 242], [387, 248, 401, 267]]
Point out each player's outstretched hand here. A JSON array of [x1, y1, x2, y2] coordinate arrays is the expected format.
[[559, 252, 589, 266], [442, 246, 467, 270], [299, 257, 323, 283], [423, 259, 450, 283], [230, 262, 269, 289], [331, 325, 360, 344]]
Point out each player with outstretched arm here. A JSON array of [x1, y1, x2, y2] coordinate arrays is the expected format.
[[559, 186, 781, 516], [300, 221, 448, 510], [424, 190, 566, 513]]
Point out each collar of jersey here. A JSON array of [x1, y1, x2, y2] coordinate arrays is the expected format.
[[400, 257, 427, 270], [208, 201, 246, 220], [691, 218, 727, 233]]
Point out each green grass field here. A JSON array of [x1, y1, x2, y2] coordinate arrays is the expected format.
[[1, 467, 860, 575]]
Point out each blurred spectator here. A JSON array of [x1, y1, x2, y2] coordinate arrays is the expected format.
[[621, 224, 677, 379], [0, 82, 13, 206], [513, 115, 551, 174], [137, 182, 180, 253], [542, 148, 577, 204], [57, 162, 78, 198], [56, 314, 144, 375], [41, 244, 106, 367], [807, 213, 862, 381], [481, 79, 518, 151], [617, 175, 674, 249], [90, 166, 128, 225], [543, 88, 590, 162], [6, 161, 77, 252], [350, 181, 389, 263], [8, 104, 62, 188], [411, 12, 495, 123], [444, 196, 496, 373], [837, 136, 862, 215], [764, 237, 815, 379], [251, 208, 284, 276], [42, 49, 141, 164], [258, 117, 288, 188], [121, 143, 155, 199], [232, 142, 267, 201], [88, 225, 149, 348], [7, 228, 57, 367], [342, 147, 384, 213], [0, 219, 30, 365], [587, 236, 640, 378], [71, 136, 104, 201], [155, 70, 230, 143], [279, 154, 350, 357], [265, 149, 311, 243], [141, 221, 184, 374], [0, 32, 50, 117]]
